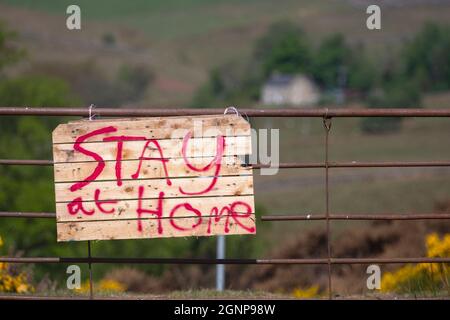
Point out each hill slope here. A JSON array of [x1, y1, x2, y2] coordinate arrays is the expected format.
[[1, 0, 450, 105]]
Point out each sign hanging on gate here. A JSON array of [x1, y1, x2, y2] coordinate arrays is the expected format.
[[52, 115, 255, 242]]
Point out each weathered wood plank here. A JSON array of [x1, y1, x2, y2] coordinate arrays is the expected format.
[[55, 175, 254, 202], [54, 156, 251, 183], [52, 115, 256, 242], [56, 195, 255, 222], [53, 115, 250, 143], [57, 214, 256, 241], [53, 135, 251, 163]]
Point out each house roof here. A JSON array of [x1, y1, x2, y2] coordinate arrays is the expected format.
[[265, 74, 295, 87]]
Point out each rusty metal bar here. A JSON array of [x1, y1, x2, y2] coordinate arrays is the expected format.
[[1, 294, 448, 301], [1, 256, 449, 265], [0, 295, 92, 300], [323, 117, 333, 299], [87, 241, 94, 300], [2, 211, 450, 221], [3, 159, 450, 168], [0, 211, 55, 218], [0, 294, 167, 300], [261, 213, 450, 221], [254, 161, 450, 168], [1, 107, 450, 117], [0, 159, 53, 165]]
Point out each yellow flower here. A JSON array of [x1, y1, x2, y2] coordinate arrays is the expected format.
[[0, 235, 34, 294], [381, 233, 450, 293], [426, 233, 450, 258], [292, 285, 319, 298], [16, 284, 29, 293], [98, 279, 126, 293], [76, 279, 126, 294]]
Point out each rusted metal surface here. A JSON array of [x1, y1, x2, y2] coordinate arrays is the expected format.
[[323, 117, 333, 299], [87, 241, 94, 300], [255, 161, 450, 169], [3, 159, 450, 168], [0, 211, 55, 218], [0, 159, 53, 165], [1, 107, 450, 117], [3, 211, 450, 221], [261, 213, 450, 221], [0, 295, 92, 300], [1, 256, 450, 265]]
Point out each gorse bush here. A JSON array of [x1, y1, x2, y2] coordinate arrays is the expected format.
[[381, 233, 450, 295], [292, 285, 320, 299], [0, 236, 34, 293], [76, 279, 126, 294]]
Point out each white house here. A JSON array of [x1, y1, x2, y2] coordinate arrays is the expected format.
[[261, 74, 320, 107]]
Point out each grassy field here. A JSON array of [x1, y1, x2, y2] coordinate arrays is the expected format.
[[0, 289, 289, 299], [251, 110, 450, 246]]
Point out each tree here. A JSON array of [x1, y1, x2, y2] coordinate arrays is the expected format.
[[191, 22, 313, 107], [0, 23, 85, 280], [190, 60, 259, 107], [312, 34, 376, 95], [0, 22, 24, 73], [312, 34, 350, 89], [0, 76, 80, 258], [401, 22, 450, 91], [254, 22, 311, 77], [361, 79, 422, 134]]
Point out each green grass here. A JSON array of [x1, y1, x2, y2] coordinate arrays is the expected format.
[[167, 289, 289, 299], [251, 115, 450, 246], [2, 0, 308, 39], [258, 175, 450, 244], [0, 289, 290, 299]]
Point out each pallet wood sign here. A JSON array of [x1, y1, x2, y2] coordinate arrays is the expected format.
[[52, 115, 255, 242]]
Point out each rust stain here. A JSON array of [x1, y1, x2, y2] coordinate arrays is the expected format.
[[122, 149, 131, 159]]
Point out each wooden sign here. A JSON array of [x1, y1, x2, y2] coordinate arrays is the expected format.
[[52, 115, 255, 242]]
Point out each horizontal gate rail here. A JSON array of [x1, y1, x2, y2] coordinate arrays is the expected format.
[[1, 107, 450, 117], [1, 257, 450, 265], [261, 213, 450, 221], [1, 159, 450, 168], [2, 212, 450, 221], [0, 212, 55, 218]]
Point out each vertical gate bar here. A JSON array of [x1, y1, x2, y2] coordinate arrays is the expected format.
[[323, 116, 333, 300], [87, 240, 94, 300]]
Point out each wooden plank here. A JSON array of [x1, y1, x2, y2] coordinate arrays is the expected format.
[[57, 214, 256, 241], [54, 156, 251, 183], [56, 195, 255, 222], [53, 115, 251, 143], [55, 175, 254, 202], [53, 135, 251, 163], [52, 115, 256, 242]]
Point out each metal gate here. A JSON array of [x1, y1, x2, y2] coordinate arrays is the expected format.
[[1, 107, 450, 300]]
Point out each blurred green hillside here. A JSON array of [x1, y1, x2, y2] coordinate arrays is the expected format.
[[2, 0, 450, 105]]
